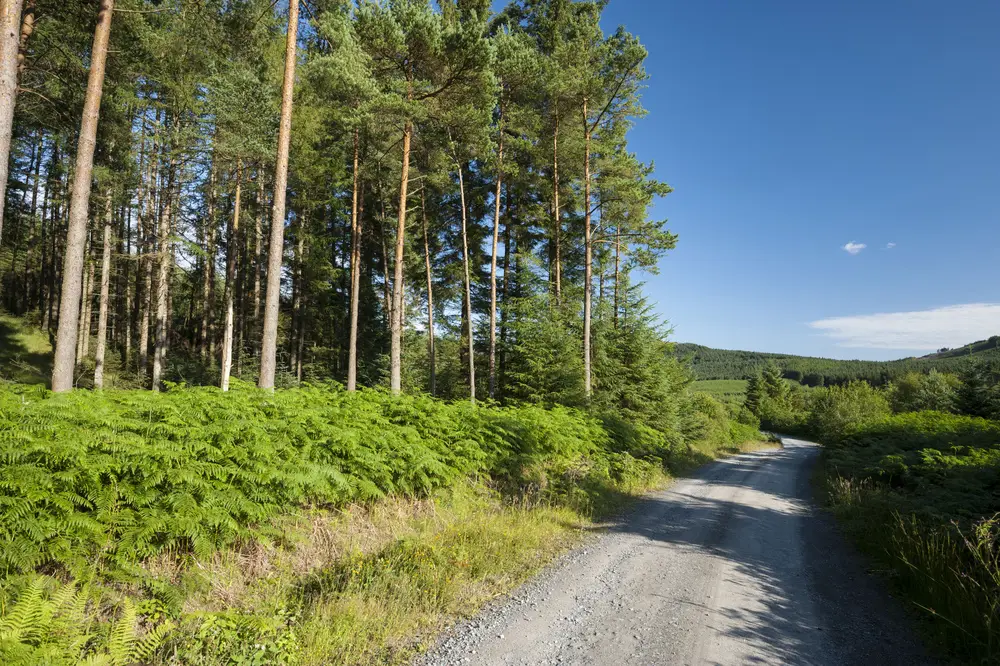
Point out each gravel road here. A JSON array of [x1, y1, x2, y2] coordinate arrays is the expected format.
[[417, 437, 937, 666]]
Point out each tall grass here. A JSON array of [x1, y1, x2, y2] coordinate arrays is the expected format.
[[821, 410, 1000, 663]]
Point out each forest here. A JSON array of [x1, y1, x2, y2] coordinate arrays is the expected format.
[[677, 338, 1000, 387], [0, 0, 678, 403]]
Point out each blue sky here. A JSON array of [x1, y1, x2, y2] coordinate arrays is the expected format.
[[595, 0, 1000, 360]]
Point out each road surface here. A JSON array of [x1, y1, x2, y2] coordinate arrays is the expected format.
[[418, 438, 935, 666]]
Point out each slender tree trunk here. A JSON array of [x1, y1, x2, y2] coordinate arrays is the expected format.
[[420, 187, 435, 396], [390, 108, 411, 395], [614, 223, 620, 329], [253, 171, 263, 339], [457, 163, 475, 403], [380, 206, 391, 321], [75, 235, 91, 363], [220, 163, 241, 391], [488, 107, 504, 400], [94, 192, 112, 387], [138, 131, 156, 377], [123, 200, 132, 367], [199, 161, 216, 359], [259, 0, 299, 390], [151, 124, 175, 391], [347, 129, 361, 391], [582, 98, 592, 398], [50, 0, 114, 392], [552, 107, 561, 304], [294, 223, 305, 381], [499, 185, 511, 399], [0, 0, 26, 249], [289, 211, 303, 373], [21, 131, 41, 310], [80, 240, 95, 359]]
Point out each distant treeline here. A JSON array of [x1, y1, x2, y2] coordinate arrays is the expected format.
[[675, 338, 1000, 386]]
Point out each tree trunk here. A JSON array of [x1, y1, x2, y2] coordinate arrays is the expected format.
[[457, 163, 475, 404], [138, 131, 156, 377], [582, 97, 592, 398], [614, 223, 620, 329], [94, 191, 112, 388], [50, 0, 114, 392], [488, 107, 503, 400], [253, 171, 263, 341], [75, 235, 91, 364], [220, 163, 241, 391], [389, 116, 411, 395], [151, 123, 176, 391], [294, 223, 305, 381], [289, 211, 303, 373], [0, 0, 26, 249], [199, 160, 216, 360], [79, 239, 95, 359], [259, 0, 299, 390], [420, 187, 435, 396], [499, 184, 511, 399], [552, 107, 561, 305], [347, 129, 361, 391]]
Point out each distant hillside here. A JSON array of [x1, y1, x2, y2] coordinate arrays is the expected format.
[[676, 337, 1000, 386]]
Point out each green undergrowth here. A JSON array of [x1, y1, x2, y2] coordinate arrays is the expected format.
[[821, 411, 1000, 663], [0, 381, 766, 664]]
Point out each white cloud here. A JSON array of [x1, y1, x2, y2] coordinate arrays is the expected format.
[[886, 242, 896, 249], [809, 303, 1000, 350], [842, 241, 866, 255]]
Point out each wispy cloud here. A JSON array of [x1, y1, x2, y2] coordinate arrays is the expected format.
[[886, 242, 896, 249], [810, 304, 1000, 350], [842, 241, 866, 255]]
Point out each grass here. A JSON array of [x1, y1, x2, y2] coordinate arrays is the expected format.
[[818, 411, 1000, 664], [159, 483, 601, 665], [0, 312, 51, 385]]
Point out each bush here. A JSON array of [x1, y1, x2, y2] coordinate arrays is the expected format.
[[888, 370, 960, 414], [808, 381, 890, 441]]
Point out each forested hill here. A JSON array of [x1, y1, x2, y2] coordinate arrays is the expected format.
[[676, 338, 1000, 385]]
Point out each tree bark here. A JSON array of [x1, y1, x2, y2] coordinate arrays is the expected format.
[[289, 210, 303, 374], [552, 107, 561, 305], [138, 128, 156, 377], [253, 171, 263, 341], [347, 129, 361, 391], [94, 191, 112, 388], [457, 163, 475, 403], [151, 122, 176, 391], [220, 163, 241, 391], [259, 0, 299, 390], [614, 223, 620, 329], [50, 0, 114, 392], [420, 187, 435, 396], [389, 116, 411, 395], [79, 238, 95, 359], [0, 0, 26, 249], [582, 97, 592, 398], [294, 222, 305, 381], [199, 160, 216, 360], [488, 106, 504, 400]]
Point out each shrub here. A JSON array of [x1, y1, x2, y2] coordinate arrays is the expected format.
[[808, 381, 890, 441]]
